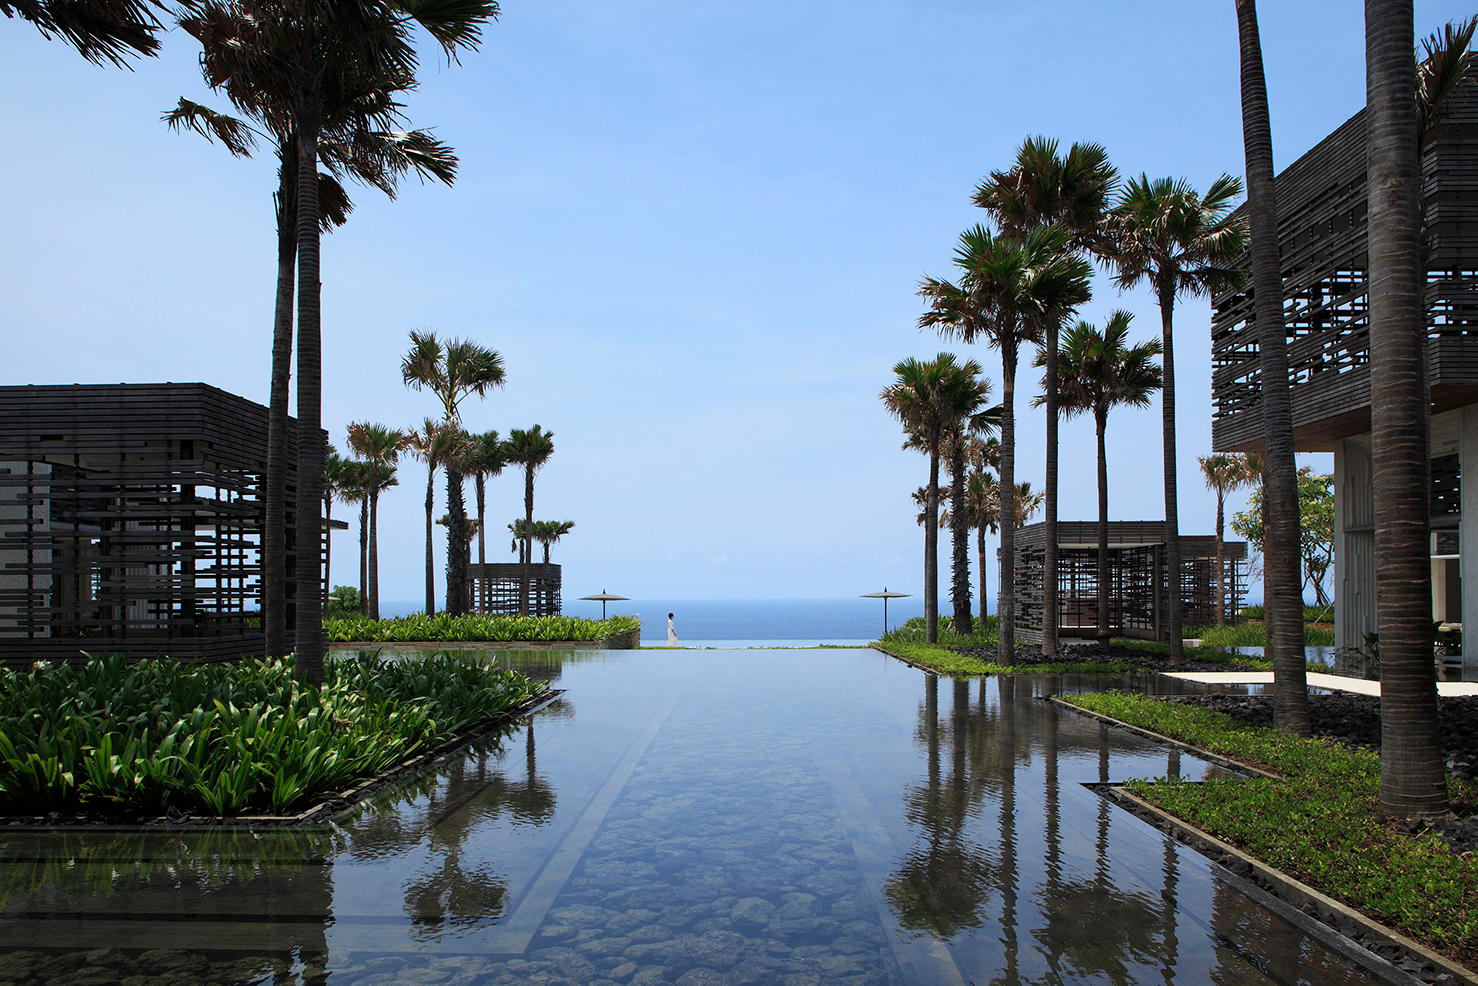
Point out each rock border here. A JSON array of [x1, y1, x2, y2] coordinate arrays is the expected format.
[[1052, 698, 1477, 985], [0, 690, 563, 832]]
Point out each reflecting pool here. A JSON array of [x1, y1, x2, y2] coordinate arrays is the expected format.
[[0, 649, 1396, 984]]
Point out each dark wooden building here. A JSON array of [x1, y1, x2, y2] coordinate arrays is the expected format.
[[468, 563, 562, 616], [0, 383, 317, 663], [1209, 67, 1478, 678], [1011, 521, 1246, 645]]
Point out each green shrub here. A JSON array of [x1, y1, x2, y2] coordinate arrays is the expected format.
[[1190, 623, 1335, 647], [323, 612, 640, 643], [1063, 692, 1478, 960], [0, 653, 545, 818], [1238, 604, 1334, 624]]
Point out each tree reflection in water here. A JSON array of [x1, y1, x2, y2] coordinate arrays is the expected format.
[[885, 676, 1207, 985], [345, 703, 563, 939]]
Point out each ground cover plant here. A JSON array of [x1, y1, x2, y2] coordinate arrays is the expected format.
[[0, 653, 545, 818], [323, 612, 640, 643], [1192, 621, 1334, 647], [1063, 692, 1478, 962]]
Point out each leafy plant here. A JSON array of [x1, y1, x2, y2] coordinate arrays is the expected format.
[[323, 612, 640, 643], [1063, 693, 1478, 961], [0, 653, 545, 819]]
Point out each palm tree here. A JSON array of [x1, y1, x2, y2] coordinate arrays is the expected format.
[[532, 520, 575, 563], [974, 137, 1118, 655], [408, 419, 461, 616], [881, 354, 978, 643], [322, 449, 352, 606], [460, 430, 505, 612], [504, 426, 555, 616], [1198, 454, 1253, 627], [1234, 0, 1310, 735], [1014, 482, 1046, 525], [335, 459, 369, 612], [1043, 313, 1162, 644], [1110, 173, 1245, 660], [6, 0, 168, 65], [186, 0, 499, 684], [164, 65, 457, 658], [1366, 0, 1449, 818], [346, 422, 406, 620], [964, 437, 1001, 625], [402, 331, 506, 615], [919, 225, 1091, 661]]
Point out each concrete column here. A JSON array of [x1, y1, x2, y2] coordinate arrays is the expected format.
[[1460, 406, 1478, 680]]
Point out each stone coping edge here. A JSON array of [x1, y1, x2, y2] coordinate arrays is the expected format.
[[0, 690, 564, 833], [326, 628, 640, 651], [1103, 784, 1477, 986], [1047, 696, 1283, 780]]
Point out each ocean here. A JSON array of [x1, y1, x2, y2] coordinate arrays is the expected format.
[[379, 597, 935, 647]]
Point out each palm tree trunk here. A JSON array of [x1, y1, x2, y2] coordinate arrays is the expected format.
[[521, 465, 534, 617], [925, 434, 940, 644], [949, 431, 972, 634], [1215, 490, 1226, 627], [1238, 0, 1310, 733], [475, 474, 487, 613], [264, 151, 297, 658], [368, 487, 381, 620], [358, 498, 368, 614], [1156, 284, 1183, 660], [292, 100, 325, 687], [977, 523, 989, 627], [1043, 319, 1060, 656], [1096, 407, 1110, 646], [998, 342, 1017, 663], [424, 462, 436, 615], [446, 465, 468, 615], [1366, 0, 1448, 817]]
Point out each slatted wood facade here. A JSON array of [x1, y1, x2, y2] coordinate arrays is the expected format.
[[468, 563, 562, 616], [1211, 68, 1478, 453], [1011, 521, 1247, 645], [0, 383, 319, 663]]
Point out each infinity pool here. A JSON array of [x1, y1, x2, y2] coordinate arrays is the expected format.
[[0, 649, 1397, 984]]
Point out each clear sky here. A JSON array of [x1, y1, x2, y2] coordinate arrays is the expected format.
[[2, 2, 1469, 605]]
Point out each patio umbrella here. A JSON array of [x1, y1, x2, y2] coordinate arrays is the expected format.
[[860, 588, 911, 636], [579, 590, 629, 620]]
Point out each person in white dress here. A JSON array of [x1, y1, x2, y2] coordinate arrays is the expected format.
[[667, 612, 677, 647]]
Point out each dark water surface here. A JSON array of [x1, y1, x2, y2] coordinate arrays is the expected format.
[[0, 649, 1391, 985]]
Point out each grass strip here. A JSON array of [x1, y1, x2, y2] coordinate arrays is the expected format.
[[1191, 622, 1336, 647], [1062, 692, 1478, 962], [0, 653, 546, 819], [324, 612, 640, 643], [871, 639, 1139, 676]]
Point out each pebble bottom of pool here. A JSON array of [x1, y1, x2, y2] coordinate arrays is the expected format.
[[0, 649, 1401, 985]]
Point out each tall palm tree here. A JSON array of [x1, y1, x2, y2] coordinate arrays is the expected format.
[[1366, 0, 1449, 818], [346, 422, 406, 620], [504, 426, 555, 616], [408, 419, 460, 616], [1110, 173, 1245, 660], [402, 331, 506, 615], [919, 225, 1091, 661], [188, 0, 499, 684], [5, 0, 168, 65], [1198, 453, 1253, 627], [334, 459, 369, 612], [1235, 0, 1310, 735], [1044, 312, 1162, 644], [533, 520, 575, 563], [461, 429, 505, 612], [164, 68, 457, 657], [1014, 482, 1045, 524], [974, 137, 1118, 656], [881, 354, 976, 643]]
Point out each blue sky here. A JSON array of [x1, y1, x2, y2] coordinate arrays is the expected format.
[[2, 2, 1468, 606]]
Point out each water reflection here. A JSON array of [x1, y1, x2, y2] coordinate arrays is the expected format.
[[0, 651, 1401, 985]]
